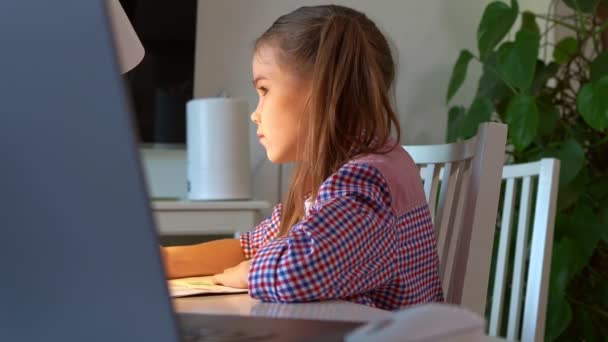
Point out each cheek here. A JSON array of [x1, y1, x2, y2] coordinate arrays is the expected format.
[[263, 91, 306, 141]]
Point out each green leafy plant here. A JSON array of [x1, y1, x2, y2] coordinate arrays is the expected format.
[[446, 0, 608, 340]]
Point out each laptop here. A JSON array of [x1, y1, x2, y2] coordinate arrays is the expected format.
[[0, 1, 364, 341]]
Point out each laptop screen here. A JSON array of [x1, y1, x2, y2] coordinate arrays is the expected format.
[[0, 1, 178, 340]]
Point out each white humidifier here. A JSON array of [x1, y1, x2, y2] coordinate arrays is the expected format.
[[186, 98, 252, 200]]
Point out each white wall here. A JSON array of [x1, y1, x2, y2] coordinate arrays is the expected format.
[[144, 0, 552, 215], [195, 0, 485, 145]]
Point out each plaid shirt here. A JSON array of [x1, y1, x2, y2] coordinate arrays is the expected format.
[[240, 145, 444, 310]]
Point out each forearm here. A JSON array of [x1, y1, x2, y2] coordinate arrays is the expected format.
[[163, 238, 246, 279]]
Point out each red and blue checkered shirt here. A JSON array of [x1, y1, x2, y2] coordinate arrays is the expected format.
[[240, 145, 444, 310]]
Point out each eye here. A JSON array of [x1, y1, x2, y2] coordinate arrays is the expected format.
[[257, 86, 268, 96]]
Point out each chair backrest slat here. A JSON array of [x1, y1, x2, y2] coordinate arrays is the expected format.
[[434, 162, 458, 262], [507, 176, 534, 340], [488, 159, 560, 342], [435, 162, 454, 233], [489, 177, 517, 336], [420, 163, 443, 219], [443, 159, 472, 302], [521, 159, 560, 342], [403, 122, 507, 316]]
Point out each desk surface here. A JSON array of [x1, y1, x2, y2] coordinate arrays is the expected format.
[[153, 200, 270, 210], [173, 294, 508, 341], [174, 293, 389, 322]]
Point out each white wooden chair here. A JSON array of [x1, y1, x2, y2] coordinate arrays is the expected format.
[[403, 122, 507, 317], [488, 158, 560, 342]]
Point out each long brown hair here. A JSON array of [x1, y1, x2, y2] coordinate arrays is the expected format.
[[255, 5, 401, 236]]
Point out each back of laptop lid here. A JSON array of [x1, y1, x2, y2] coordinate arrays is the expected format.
[[0, 1, 178, 341]]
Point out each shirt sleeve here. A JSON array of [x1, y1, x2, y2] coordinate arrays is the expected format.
[[239, 204, 282, 259], [248, 162, 397, 303]]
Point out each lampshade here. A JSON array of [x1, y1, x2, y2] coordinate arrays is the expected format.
[[106, 0, 144, 73]]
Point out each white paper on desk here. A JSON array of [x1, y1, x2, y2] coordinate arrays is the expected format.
[[168, 276, 248, 298]]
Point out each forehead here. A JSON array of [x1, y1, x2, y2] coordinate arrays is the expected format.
[[252, 44, 312, 88], [252, 45, 284, 80]]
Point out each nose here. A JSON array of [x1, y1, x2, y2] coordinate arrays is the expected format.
[[251, 111, 260, 124]]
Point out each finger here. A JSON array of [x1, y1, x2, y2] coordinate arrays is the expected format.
[[211, 274, 224, 285]]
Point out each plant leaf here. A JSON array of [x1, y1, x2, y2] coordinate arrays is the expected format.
[[563, 0, 600, 13], [586, 175, 608, 200], [477, 0, 519, 60], [547, 246, 574, 341], [590, 50, 608, 82], [577, 75, 608, 130], [446, 50, 475, 103], [530, 61, 559, 96], [544, 139, 586, 186], [447, 106, 466, 143], [504, 94, 539, 151], [461, 98, 494, 139], [520, 11, 540, 36], [545, 290, 572, 341], [550, 213, 600, 331], [576, 308, 605, 342], [475, 52, 511, 102], [553, 37, 578, 64], [556, 166, 589, 211], [557, 205, 604, 260], [550, 238, 577, 293], [496, 30, 540, 91], [537, 100, 560, 137], [556, 183, 583, 212]]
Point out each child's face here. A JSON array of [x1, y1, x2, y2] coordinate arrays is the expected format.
[[251, 45, 311, 163]]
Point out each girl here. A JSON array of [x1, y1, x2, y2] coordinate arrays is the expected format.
[[163, 4, 444, 310]]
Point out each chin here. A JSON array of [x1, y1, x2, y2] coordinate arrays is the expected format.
[[266, 149, 295, 164], [266, 151, 284, 164]]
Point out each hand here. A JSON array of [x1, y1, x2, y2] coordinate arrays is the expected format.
[[211, 260, 251, 289]]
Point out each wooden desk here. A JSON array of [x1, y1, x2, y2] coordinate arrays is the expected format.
[[173, 294, 508, 341], [153, 200, 270, 236]]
